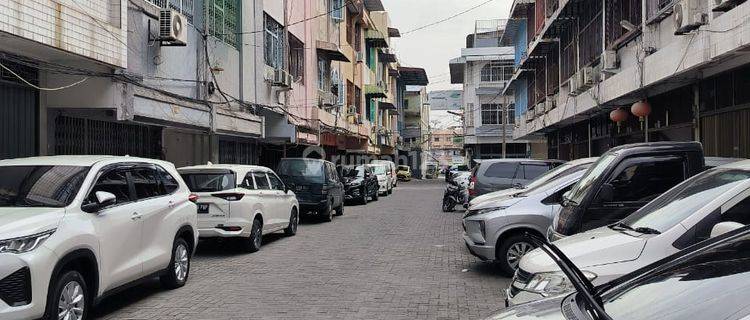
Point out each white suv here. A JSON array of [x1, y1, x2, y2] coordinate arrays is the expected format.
[[0, 156, 198, 320], [178, 164, 299, 252], [368, 164, 393, 196]]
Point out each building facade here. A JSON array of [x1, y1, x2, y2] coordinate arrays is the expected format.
[[428, 128, 465, 169], [504, 0, 750, 160]]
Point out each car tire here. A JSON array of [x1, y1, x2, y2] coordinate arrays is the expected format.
[[334, 202, 344, 216], [160, 237, 191, 289], [496, 235, 537, 276], [360, 187, 368, 205], [320, 201, 333, 222], [372, 189, 379, 201], [45, 270, 90, 320], [240, 219, 263, 253], [284, 208, 299, 236], [442, 197, 455, 212]]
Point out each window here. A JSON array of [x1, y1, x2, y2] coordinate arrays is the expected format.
[[723, 196, 750, 225], [481, 104, 502, 125], [0, 166, 88, 208], [289, 35, 304, 82], [480, 61, 513, 82], [354, 24, 362, 52], [523, 164, 549, 180], [507, 105, 516, 125], [241, 173, 256, 189], [157, 166, 180, 194], [264, 14, 285, 69], [268, 173, 285, 191], [484, 163, 518, 179], [608, 159, 686, 203], [131, 166, 162, 199], [253, 172, 270, 190], [330, 0, 344, 22], [181, 172, 235, 192], [466, 103, 474, 127], [208, 0, 239, 48], [318, 58, 331, 92], [346, 10, 355, 46], [88, 168, 132, 205], [434, 137, 440, 142]]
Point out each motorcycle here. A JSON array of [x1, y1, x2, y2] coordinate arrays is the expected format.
[[442, 172, 470, 212]]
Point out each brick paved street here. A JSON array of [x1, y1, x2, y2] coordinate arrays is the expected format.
[[95, 180, 510, 320]]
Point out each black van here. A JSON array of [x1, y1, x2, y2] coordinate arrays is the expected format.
[[551, 142, 705, 239], [277, 158, 344, 222]]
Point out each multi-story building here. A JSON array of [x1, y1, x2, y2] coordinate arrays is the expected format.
[[429, 128, 465, 169], [399, 82, 431, 178], [450, 19, 546, 161], [504, 0, 750, 160]]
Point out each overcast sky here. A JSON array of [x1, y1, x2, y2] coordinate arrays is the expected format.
[[382, 0, 512, 92]]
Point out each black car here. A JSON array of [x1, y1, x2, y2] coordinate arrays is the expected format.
[[486, 225, 750, 320], [342, 165, 379, 204], [277, 158, 344, 222], [445, 164, 470, 182]]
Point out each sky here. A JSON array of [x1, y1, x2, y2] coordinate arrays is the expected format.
[[382, 0, 512, 92]]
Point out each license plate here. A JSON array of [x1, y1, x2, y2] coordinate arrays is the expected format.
[[197, 203, 209, 214]]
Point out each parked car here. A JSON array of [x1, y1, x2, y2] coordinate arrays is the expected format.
[[468, 159, 564, 200], [342, 165, 379, 204], [469, 158, 598, 207], [368, 163, 393, 196], [445, 164, 470, 182], [277, 158, 344, 222], [550, 142, 707, 241], [506, 159, 750, 305], [397, 165, 412, 181], [0, 156, 198, 320], [371, 160, 398, 188], [485, 225, 750, 320], [463, 158, 596, 275], [178, 164, 299, 252], [425, 164, 439, 179]]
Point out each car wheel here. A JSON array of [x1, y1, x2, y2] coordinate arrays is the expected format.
[[372, 189, 379, 201], [45, 270, 89, 320], [360, 187, 368, 205], [160, 237, 191, 289], [240, 219, 263, 252], [497, 235, 537, 276], [320, 200, 333, 222], [442, 197, 455, 212], [284, 208, 299, 236]]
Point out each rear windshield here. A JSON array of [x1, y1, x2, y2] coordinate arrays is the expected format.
[[398, 166, 409, 171], [0, 165, 89, 208], [344, 166, 365, 178], [180, 172, 235, 192], [278, 159, 325, 183], [372, 165, 387, 175]]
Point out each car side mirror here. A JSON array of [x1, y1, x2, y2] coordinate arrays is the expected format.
[[82, 191, 117, 213], [597, 183, 614, 203], [711, 221, 744, 238]]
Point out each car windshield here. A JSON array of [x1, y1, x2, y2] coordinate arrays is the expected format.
[[620, 169, 750, 233], [372, 165, 387, 175], [398, 165, 409, 171], [454, 165, 469, 171], [180, 172, 235, 192], [565, 153, 618, 204], [517, 162, 592, 196], [0, 165, 89, 208], [277, 159, 325, 183], [601, 230, 750, 320], [343, 166, 365, 178]]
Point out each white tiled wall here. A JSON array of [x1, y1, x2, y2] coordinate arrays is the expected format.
[[0, 0, 127, 68]]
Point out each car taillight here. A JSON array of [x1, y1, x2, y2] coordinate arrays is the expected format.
[[468, 175, 477, 197], [188, 194, 199, 203], [211, 192, 245, 201]]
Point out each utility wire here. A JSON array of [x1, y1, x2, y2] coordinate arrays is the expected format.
[[0, 61, 88, 91], [401, 0, 498, 35]]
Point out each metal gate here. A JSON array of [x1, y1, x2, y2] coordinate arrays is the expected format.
[[54, 116, 162, 158], [219, 138, 258, 165], [0, 82, 37, 160]]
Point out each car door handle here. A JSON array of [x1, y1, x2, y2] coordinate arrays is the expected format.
[[131, 212, 142, 221]]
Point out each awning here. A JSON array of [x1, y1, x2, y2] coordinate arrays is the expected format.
[[365, 84, 387, 98], [379, 101, 396, 110], [398, 67, 429, 86], [365, 29, 389, 48], [379, 52, 397, 63], [388, 27, 401, 38], [316, 40, 350, 62], [388, 68, 400, 77], [363, 0, 385, 11]]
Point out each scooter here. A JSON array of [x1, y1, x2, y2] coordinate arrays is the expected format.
[[442, 173, 470, 212]]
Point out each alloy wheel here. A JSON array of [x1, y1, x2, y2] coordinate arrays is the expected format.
[[174, 243, 189, 282], [253, 221, 263, 248], [57, 280, 85, 320], [506, 242, 534, 270], [291, 211, 298, 233]]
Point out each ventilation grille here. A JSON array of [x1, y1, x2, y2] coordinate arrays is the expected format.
[[0, 267, 31, 307]]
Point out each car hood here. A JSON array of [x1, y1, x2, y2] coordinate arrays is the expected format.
[[520, 227, 647, 272], [470, 188, 523, 207], [343, 177, 364, 185], [484, 295, 566, 320], [469, 195, 526, 211], [0, 207, 66, 239]]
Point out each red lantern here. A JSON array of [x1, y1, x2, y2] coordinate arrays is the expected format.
[[631, 100, 652, 118], [610, 108, 628, 123]]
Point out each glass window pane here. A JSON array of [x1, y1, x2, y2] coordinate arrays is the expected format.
[[132, 166, 162, 199], [485, 163, 517, 178], [253, 172, 271, 190]]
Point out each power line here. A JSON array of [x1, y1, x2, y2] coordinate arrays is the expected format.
[[401, 0, 498, 35], [0, 61, 89, 91]]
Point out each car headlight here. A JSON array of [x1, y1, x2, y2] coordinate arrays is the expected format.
[[524, 271, 597, 297], [0, 229, 56, 254], [463, 206, 507, 218]]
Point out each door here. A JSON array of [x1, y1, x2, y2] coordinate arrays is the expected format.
[[583, 156, 687, 231], [0, 80, 37, 160], [252, 171, 276, 228], [180, 170, 234, 229], [87, 166, 143, 290], [479, 162, 519, 194], [136, 165, 180, 274], [268, 172, 293, 228]]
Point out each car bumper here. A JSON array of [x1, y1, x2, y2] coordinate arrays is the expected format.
[[345, 187, 363, 200], [378, 183, 389, 193], [0, 247, 58, 320], [299, 200, 328, 213], [505, 288, 546, 307], [463, 234, 494, 261]]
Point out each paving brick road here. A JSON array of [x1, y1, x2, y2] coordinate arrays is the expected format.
[[95, 179, 510, 320]]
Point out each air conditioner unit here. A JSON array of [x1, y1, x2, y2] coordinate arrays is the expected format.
[[273, 69, 292, 87], [263, 66, 276, 82], [525, 111, 534, 122], [377, 80, 385, 89], [347, 105, 358, 115], [535, 103, 545, 117], [711, 0, 739, 12], [603, 50, 619, 71], [582, 66, 596, 87], [569, 75, 580, 96], [159, 9, 188, 46], [356, 52, 365, 63], [674, 0, 707, 35]]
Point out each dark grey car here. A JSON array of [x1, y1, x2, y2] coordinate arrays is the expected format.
[[468, 159, 564, 199]]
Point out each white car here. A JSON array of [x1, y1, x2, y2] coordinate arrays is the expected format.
[[178, 164, 299, 252], [0, 156, 198, 320], [507, 159, 750, 306], [371, 160, 397, 189], [368, 164, 393, 196]]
